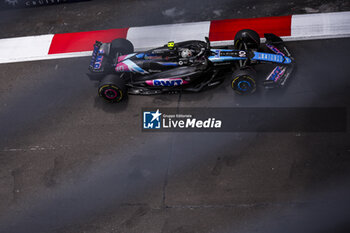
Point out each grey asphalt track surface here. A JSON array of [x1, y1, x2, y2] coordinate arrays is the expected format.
[[0, 1, 350, 233]]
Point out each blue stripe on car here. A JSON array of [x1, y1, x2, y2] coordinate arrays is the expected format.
[[208, 56, 246, 62], [136, 53, 145, 58], [160, 63, 178, 66], [252, 52, 291, 64]]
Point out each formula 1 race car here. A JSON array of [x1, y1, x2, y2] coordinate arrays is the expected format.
[[88, 29, 294, 102]]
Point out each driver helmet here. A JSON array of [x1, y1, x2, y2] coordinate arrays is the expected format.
[[181, 49, 193, 58]]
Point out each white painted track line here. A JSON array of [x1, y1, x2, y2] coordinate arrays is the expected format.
[[291, 11, 350, 40], [0, 35, 54, 64]]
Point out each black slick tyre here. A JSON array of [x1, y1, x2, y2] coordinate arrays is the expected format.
[[111, 38, 134, 55], [98, 74, 127, 102], [231, 68, 257, 95], [234, 29, 260, 50]]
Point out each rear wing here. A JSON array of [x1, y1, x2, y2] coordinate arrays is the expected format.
[[88, 41, 111, 73]]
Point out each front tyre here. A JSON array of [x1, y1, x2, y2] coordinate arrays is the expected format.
[[98, 74, 127, 102], [234, 29, 260, 50], [231, 69, 257, 95]]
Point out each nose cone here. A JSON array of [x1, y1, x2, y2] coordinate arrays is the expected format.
[[284, 57, 292, 64]]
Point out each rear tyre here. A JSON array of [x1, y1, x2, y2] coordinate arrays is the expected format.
[[98, 74, 127, 102], [234, 29, 260, 50], [231, 68, 257, 95], [111, 38, 134, 55]]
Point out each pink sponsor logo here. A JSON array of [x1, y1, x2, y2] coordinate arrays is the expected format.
[[115, 62, 130, 72], [146, 78, 188, 86]]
